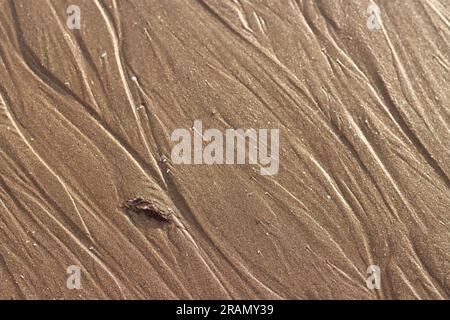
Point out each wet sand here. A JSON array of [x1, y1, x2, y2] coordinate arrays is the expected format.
[[0, 0, 449, 299]]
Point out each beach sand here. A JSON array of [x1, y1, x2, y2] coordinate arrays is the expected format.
[[0, 0, 448, 299]]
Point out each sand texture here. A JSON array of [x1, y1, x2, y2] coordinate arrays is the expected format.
[[0, 0, 449, 299]]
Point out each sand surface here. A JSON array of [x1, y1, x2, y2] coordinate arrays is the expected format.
[[0, 0, 449, 299]]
